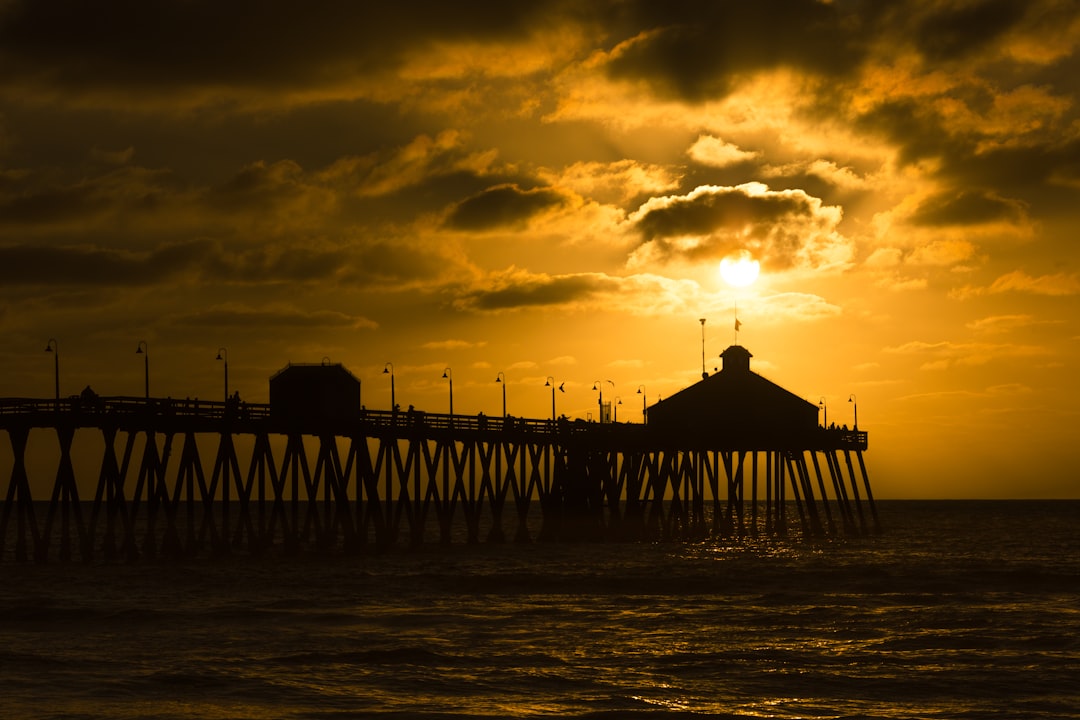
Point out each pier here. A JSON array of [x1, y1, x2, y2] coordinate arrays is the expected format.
[[0, 347, 878, 563]]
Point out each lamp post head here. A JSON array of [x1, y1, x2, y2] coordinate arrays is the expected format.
[[216, 347, 227, 361], [45, 338, 56, 353], [848, 394, 856, 403], [136, 340, 147, 355], [442, 368, 451, 379]]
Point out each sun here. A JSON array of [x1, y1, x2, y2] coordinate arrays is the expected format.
[[719, 251, 760, 288]]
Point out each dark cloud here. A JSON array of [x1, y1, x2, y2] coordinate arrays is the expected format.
[[0, 238, 457, 289], [445, 184, 572, 231], [209, 160, 311, 214], [0, 0, 575, 95], [605, 0, 874, 101], [853, 99, 955, 168], [633, 186, 807, 241], [0, 165, 182, 236], [204, 245, 348, 284], [911, 190, 1028, 227], [170, 306, 375, 329], [336, 242, 460, 286], [457, 272, 617, 311], [0, 241, 207, 285], [913, 0, 1028, 62]]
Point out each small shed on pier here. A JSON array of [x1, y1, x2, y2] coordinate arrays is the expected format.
[[647, 345, 819, 447], [269, 361, 362, 428]]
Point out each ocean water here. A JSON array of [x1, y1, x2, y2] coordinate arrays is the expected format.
[[1, 500, 1078, 719]]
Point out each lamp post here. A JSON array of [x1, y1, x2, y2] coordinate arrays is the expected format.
[[216, 348, 229, 403], [544, 376, 561, 422], [848, 394, 857, 429], [819, 396, 827, 428], [496, 371, 507, 417], [136, 341, 149, 399], [637, 384, 646, 424], [442, 367, 453, 415], [592, 379, 614, 423], [45, 338, 59, 408], [699, 318, 707, 379], [383, 362, 395, 411], [614, 396, 622, 423]]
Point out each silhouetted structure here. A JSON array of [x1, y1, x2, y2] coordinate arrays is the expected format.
[[0, 348, 877, 563], [648, 346, 818, 446], [269, 361, 361, 428]]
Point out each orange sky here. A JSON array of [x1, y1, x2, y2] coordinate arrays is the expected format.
[[1, 1, 1079, 498]]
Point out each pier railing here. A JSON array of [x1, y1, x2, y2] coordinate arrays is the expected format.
[[0, 397, 868, 450]]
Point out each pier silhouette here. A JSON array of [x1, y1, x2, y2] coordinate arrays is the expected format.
[[0, 347, 876, 563]]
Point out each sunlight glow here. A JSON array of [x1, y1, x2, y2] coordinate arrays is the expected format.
[[719, 251, 760, 288]]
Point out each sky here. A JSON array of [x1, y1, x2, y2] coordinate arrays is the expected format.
[[1, 0, 1079, 499]]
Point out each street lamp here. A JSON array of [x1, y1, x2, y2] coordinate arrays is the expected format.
[[44, 338, 59, 407], [699, 318, 707, 379], [848, 394, 858, 429], [819, 396, 827, 428], [545, 377, 564, 422], [614, 396, 622, 423], [592, 379, 614, 423], [496, 371, 506, 417], [442, 367, 453, 415], [383, 362, 395, 410], [636, 384, 646, 424], [135, 341, 149, 399], [216, 348, 229, 403]]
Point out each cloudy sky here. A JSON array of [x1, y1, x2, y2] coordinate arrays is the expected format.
[[2, 0, 1079, 498]]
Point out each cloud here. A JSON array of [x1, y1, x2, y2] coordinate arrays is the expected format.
[[324, 131, 500, 199], [952, 270, 1080, 298], [762, 160, 873, 191], [987, 270, 1080, 296], [909, 189, 1028, 227], [538, 160, 681, 207], [0, 1, 581, 108], [0, 241, 207, 285], [0, 235, 470, 290], [627, 182, 851, 272], [422, 339, 488, 351], [169, 304, 377, 330], [687, 136, 759, 167], [910, 0, 1028, 63], [602, 3, 866, 102], [963, 314, 1064, 334], [455, 267, 619, 310], [445, 183, 575, 231], [884, 339, 1050, 368]]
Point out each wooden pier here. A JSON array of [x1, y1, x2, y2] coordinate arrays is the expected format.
[[0, 394, 877, 563]]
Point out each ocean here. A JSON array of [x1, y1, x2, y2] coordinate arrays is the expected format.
[[1, 500, 1077, 719]]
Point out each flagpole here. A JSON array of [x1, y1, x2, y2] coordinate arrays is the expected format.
[[734, 299, 739, 344]]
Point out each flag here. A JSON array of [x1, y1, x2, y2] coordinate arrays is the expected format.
[[735, 318, 742, 331]]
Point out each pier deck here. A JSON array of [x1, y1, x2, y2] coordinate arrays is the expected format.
[[0, 396, 876, 563]]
